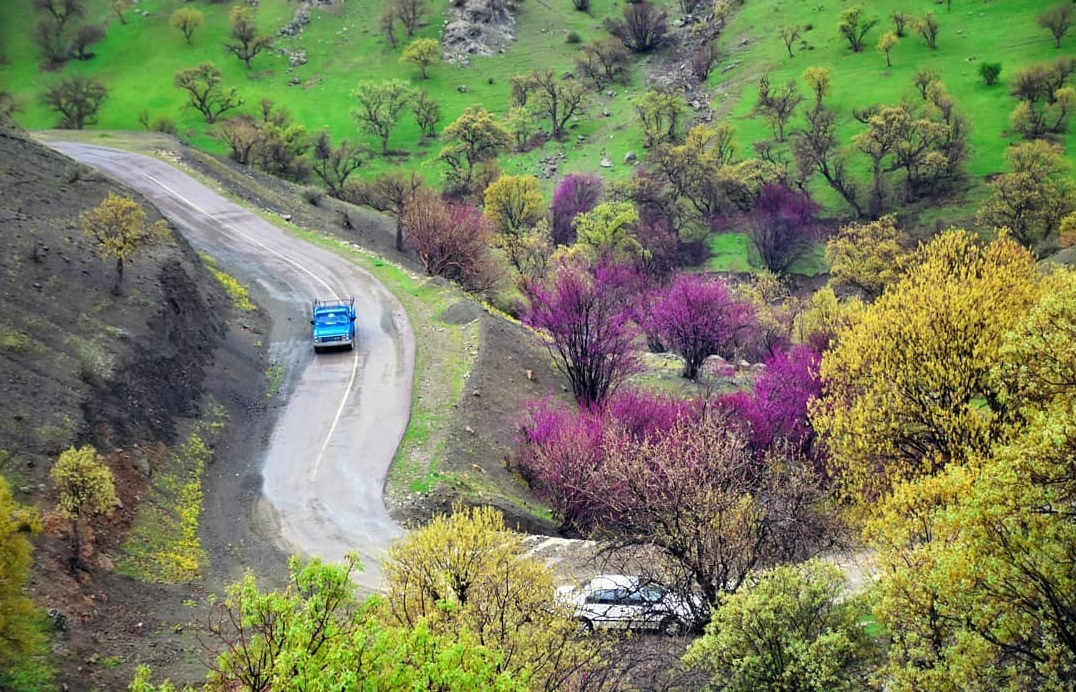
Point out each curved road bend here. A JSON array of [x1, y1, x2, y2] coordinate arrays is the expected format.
[[50, 142, 412, 591]]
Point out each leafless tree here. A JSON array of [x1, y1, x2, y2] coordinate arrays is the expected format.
[[779, 25, 801, 58], [311, 131, 366, 196], [529, 69, 589, 140], [607, 1, 667, 53], [389, 0, 425, 37], [174, 63, 243, 124], [40, 75, 107, 129], [71, 23, 105, 60], [1038, 3, 1074, 48], [343, 171, 424, 251]]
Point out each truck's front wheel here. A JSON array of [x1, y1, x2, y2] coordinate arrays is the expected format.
[[313, 346, 322, 354]]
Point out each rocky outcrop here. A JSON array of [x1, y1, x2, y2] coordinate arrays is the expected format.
[[442, 0, 518, 63]]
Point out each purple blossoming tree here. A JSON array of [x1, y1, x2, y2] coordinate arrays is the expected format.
[[523, 262, 641, 407], [744, 184, 820, 275], [719, 344, 822, 459], [647, 273, 757, 380], [550, 174, 603, 246]]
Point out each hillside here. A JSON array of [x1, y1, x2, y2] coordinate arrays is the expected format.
[[2, 0, 1070, 246], [0, 122, 574, 688], [0, 122, 278, 688]]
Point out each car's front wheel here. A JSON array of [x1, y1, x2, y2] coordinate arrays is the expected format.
[[576, 618, 594, 636], [660, 617, 686, 637]]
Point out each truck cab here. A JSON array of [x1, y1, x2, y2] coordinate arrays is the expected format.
[[310, 297, 356, 353]]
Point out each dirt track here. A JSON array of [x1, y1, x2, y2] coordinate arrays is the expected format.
[[50, 142, 414, 592]]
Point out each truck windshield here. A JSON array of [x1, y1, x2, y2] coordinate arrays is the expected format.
[[316, 311, 346, 324]]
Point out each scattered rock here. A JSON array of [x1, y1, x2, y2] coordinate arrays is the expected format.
[[600, 157, 613, 168], [457, 84, 469, 93], [624, 151, 637, 164], [279, 5, 311, 36], [602, 108, 611, 117]]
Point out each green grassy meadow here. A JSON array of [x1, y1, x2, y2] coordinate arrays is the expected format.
[[711, 0, 1074, 218], [1, 0, 1070, 271]]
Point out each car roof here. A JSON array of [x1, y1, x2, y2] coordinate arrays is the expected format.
[[583, 574, 650, 590]]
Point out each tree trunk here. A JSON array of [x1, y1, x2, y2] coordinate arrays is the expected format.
[[395, 216, 405, 252], [69, 517, 81, 573], [113, 257, 124, 295]]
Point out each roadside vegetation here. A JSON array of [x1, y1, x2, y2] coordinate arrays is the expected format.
[[118, 404, 225, 582]]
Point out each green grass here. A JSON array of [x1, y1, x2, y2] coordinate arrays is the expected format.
[[713, 0, 1075, 220], [707, 232, 753, 272], [264, 362, 283, 398], [3, 0, 1068, 272], [0, 611, 59, 692]]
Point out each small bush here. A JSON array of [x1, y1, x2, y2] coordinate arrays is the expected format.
[[571, 0, 590, 11], [63, 162, 100, 184], [566, 30, 582, 44], [302, 185, 325, 206], [979, 61, 1002, 86], [151, 116, 178, 135]]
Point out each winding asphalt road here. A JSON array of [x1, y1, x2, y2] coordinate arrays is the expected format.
[[50, 142, 412, 591]]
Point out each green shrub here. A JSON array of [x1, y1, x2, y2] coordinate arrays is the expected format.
[[979, 61, 1002, 86], [566, 30, 582, 44]]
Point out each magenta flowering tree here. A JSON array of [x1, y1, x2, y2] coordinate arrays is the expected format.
[[550, 174, 603, 246], [515, 389, 697, 531], [743, 184, 820, 275], [719, 344, 822, 459], [523, 262, 641, 407], [647, 273, 757, 380], [515, 400, 838, 608], [515, 398, 608, 531]]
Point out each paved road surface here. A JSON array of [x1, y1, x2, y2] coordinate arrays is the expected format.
[[50, 142, 412, 591]]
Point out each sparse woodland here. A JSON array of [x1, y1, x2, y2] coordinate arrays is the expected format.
[[3, 0, 1076, 688]]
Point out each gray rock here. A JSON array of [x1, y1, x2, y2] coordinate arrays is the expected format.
[[600, 157, 613, 168], [624, 151, 637, 164]]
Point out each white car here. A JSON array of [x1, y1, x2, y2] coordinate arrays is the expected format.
[[556, 574, 698, 636]]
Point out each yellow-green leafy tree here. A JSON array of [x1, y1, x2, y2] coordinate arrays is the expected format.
[[976, 139, 1076, 253], [684, 559, 878, 691], [399, 37, 441, 79], [861, 271, 1076, 689], [483, 174, 544, 271], [572, 201, 647, 265], [51, 445, 116, 571], [169, 7, 203, 45], [133, 554, 527, 691], [811, 229, 1043, 500], [0, 475, 41, 668], [824, 214, 911, 300], [382, 505, 615, 690], [439, 105, 512, 194], [80, 193, 169, 295]]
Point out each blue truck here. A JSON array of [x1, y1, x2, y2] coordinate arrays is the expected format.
[[310, 297, 356, 353]]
